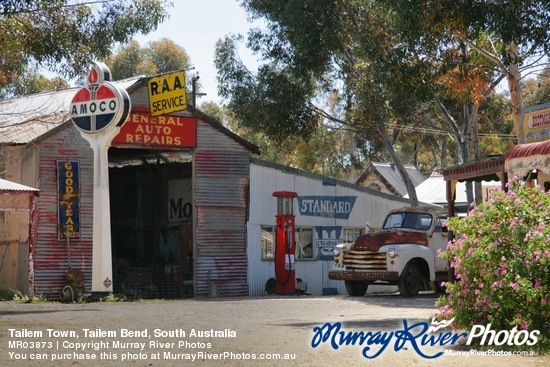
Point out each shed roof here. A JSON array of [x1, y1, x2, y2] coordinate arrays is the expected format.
[[406, 172, 468, 205], [252, 158, 415, 204], [0, 77, 141, 145], [0, 76, 260, 154], [356, 162, 425, 197], [0, 178, 39, 193]]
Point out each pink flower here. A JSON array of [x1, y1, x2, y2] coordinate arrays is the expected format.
[[510, 282, 518, 289]]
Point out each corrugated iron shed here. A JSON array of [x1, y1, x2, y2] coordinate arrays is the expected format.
[[1, 75, 259, 299]]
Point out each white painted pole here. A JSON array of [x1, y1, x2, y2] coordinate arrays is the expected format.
[[70, 63, 130, 296], [81, 128, 121, 294]]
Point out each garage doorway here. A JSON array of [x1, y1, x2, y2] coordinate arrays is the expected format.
[[109, 148, 194, 298]]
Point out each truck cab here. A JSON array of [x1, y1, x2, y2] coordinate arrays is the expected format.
[[328, 206, 449, 297]]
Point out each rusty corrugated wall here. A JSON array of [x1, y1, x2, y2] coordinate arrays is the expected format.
[[193, 118, 251, 297], [33, 125, 93, 298], [128, 83, 256, 297]]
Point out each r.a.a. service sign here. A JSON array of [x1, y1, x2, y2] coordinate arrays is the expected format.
[[148, 71, 187, 116]]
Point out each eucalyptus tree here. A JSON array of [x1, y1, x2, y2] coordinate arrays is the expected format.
[[215, 0, 448, 205], [0, 0, 170, 95], [382, 0, 550, 144], [106, 38, 191, 80]]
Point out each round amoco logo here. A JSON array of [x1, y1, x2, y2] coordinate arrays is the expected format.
[[70, 62, 130, 134]]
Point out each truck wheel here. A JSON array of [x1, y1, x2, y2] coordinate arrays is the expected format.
[[398, 260, 421, 297], [345, 281, 368, 297]]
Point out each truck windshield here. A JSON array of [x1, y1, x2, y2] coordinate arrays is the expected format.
[[383, 212, 433, 231]]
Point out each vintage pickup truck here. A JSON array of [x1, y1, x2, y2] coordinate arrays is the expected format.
[[328, 206, 449, 297]]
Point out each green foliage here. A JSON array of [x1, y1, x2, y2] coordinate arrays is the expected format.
[[107, 38, 191, 80], [0, 65, 69, 98], [100, 292, 124, 303], [523, 66, 550, 107], [216, 34, 319, 142], [437, 181, 550, 337], [0, 0, 170, 91], [0, 288, 17, 301], [12, 290, 48, 303]]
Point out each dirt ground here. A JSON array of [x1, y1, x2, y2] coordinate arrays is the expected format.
[[0, 293, 548, 367]]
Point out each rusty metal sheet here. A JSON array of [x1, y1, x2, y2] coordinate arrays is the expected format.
[[33, 126, 94, 298], [354, 230, 428, 250]]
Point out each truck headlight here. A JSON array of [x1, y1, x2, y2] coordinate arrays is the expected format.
[[387, 247, 398, 258], [333, 243, 351, 257]]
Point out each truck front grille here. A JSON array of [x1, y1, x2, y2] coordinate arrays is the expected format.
[[343, 250, 387, 271]]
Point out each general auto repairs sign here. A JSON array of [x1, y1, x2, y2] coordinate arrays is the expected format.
[[112, 109, 196, 149]]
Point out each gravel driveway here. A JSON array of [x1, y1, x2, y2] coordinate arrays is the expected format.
[[1, 293, 547, 367]]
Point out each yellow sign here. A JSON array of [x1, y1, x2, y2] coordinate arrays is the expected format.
[[522, 103, 550, 143], [148, 71, 187, 117]]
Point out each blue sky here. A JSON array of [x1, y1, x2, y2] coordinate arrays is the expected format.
[[135, 0, 262, 105]]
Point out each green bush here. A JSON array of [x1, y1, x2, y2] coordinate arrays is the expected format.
[[437, 180, 549, 337], [0, 288, 17, 301]]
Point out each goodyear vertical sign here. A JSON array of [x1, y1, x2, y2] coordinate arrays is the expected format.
[[148, 71, 187, 117], [57, 160, 80, 240]]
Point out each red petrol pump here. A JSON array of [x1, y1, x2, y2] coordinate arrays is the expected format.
[[273, 191, 297, 295]]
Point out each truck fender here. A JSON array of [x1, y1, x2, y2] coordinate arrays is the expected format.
[[380, 244, 435, 281]]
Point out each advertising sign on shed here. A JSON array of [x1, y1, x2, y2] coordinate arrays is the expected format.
[[148, 71, 187, 116], [112, 109, 196, 149], [522, 102, 550, 143]]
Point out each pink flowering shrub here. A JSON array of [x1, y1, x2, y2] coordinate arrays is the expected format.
[[436, 180, 549, 336]]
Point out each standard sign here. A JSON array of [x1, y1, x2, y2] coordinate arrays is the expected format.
[[148, 71, 187, 116]]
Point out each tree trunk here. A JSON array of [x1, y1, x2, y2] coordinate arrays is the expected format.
[[508, 41, 524, 144], [441, 136, 447, 168], [462, 104, 474, 207], [378, 120, 419, 206]]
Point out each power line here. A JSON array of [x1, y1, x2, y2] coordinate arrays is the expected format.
[[387, 123, 517, 140]]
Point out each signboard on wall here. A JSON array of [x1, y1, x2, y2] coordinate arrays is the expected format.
[[57, 160, 80, 240], [168, 178, 192, 224], [297, 196, 357, 219], [112, 109, 197, 149], [315, 226, 342, 261], [522, 103, 550, 143], [148, 71, 187, 116]]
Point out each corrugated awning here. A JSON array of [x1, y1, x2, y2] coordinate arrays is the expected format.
[[504, 140, 550, 177], [504, 139, 550, 160]]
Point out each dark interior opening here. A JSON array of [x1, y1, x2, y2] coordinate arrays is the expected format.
[[108, 147, 193, 298]]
